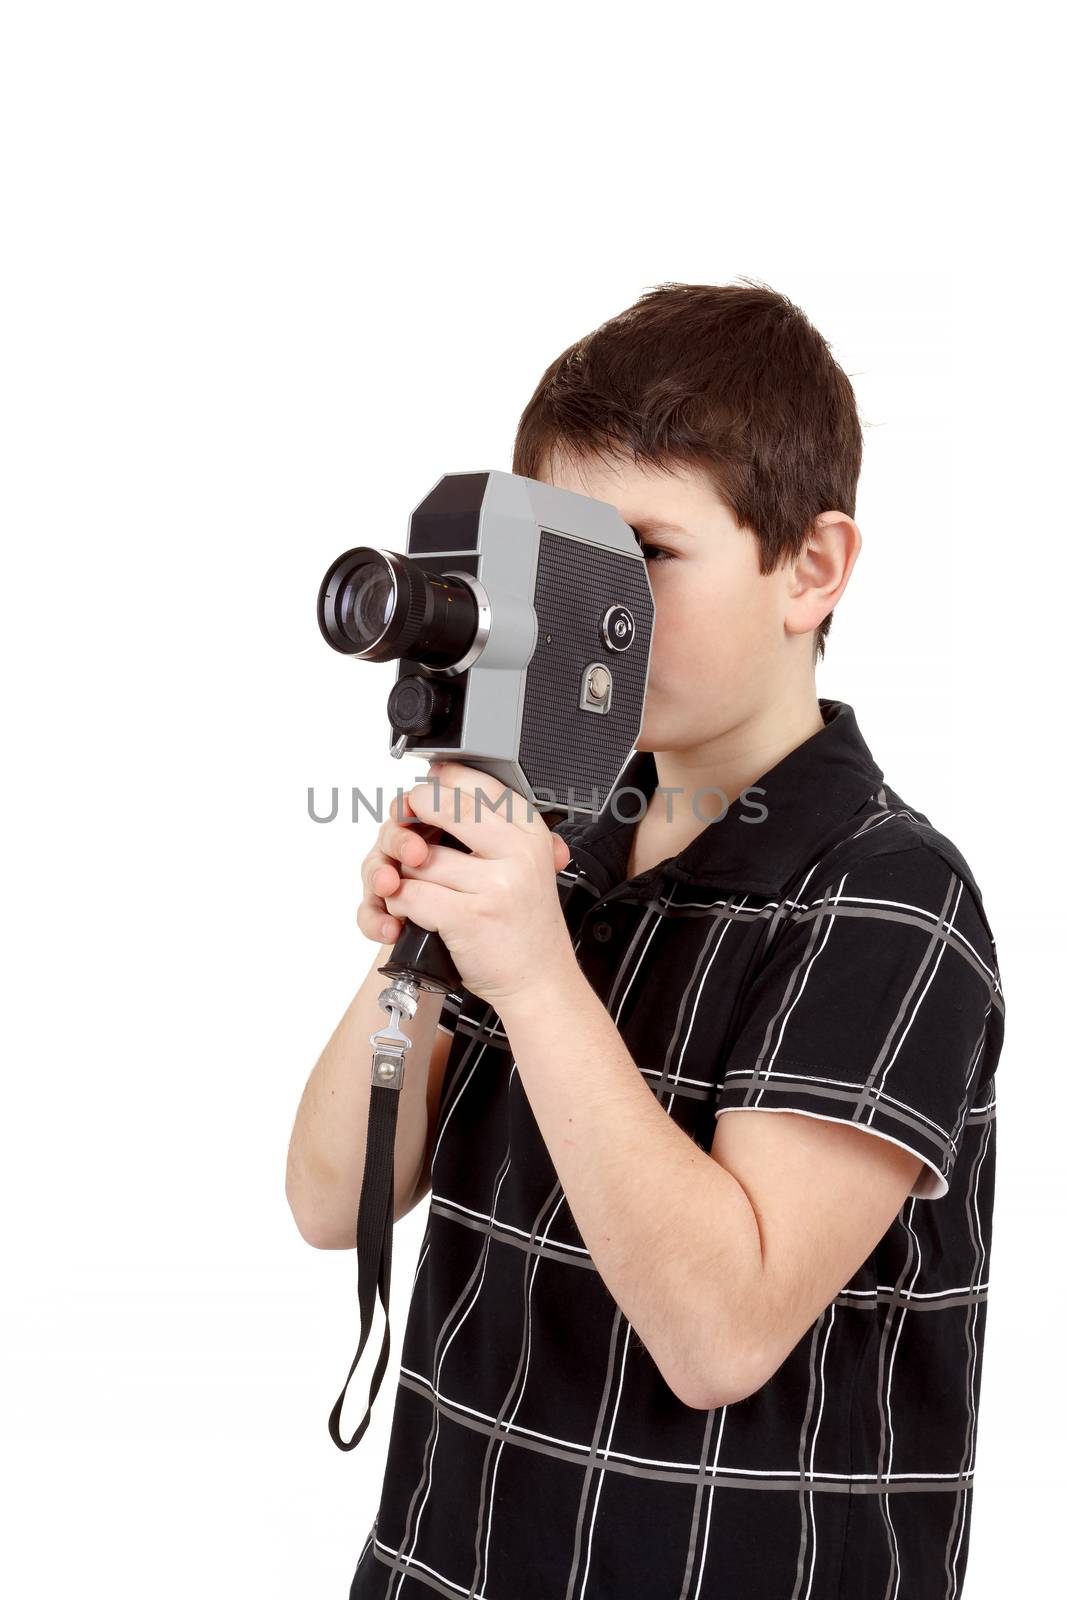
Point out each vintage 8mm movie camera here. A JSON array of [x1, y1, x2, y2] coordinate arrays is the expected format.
[[316, 469, 655, 1450]]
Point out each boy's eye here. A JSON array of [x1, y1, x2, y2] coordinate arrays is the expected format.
[[640, 544, 675, 563]]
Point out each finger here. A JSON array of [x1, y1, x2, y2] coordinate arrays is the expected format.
[[382, 875, 456, 936], [363, 817, 434, 905], [361, 847, 408, 933], [357, 895, 403, 943], [390, 839, 497, 894], [389, 788, 418, 821], [369, 860, 402, 896], [425, 762, 547, 837], [383, 821, 434, 866], [406, 776, 543, 858], [362, 845, 402, 901], [361, 848, 385, 902]]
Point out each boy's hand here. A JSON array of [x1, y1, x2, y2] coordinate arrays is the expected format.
[[357, 786, 442, 946], [380, 760, 576, 1007]]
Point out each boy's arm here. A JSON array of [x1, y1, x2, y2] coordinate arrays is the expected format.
[[285, 941, 450, 1246], [496, 963, 922, 1411]]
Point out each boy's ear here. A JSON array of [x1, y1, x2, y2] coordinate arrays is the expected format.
[[783, 511, 862, 641]]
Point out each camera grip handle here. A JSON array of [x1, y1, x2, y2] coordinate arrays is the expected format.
[[376, 827, 466, 994]]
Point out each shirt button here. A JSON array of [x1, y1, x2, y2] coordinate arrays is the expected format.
[[591, 920, 613, 942]]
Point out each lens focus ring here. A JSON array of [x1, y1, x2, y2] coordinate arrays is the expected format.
[[317, 545, 479, 669]]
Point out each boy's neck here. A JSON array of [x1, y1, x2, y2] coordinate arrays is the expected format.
[[629, 682, 826, 873]]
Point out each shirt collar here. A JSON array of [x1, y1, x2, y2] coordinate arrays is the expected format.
[[556, 698, 886, 898]]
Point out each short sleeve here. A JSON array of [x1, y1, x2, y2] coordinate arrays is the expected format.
[[715, 844, 1003, 1199]]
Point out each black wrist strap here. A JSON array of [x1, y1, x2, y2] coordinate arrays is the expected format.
[[327, 1080, 399, 1451]]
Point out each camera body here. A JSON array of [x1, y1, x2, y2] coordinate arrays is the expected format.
[[319, 470, 655, 819]]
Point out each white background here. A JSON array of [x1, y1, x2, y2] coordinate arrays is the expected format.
[[1, 3, 1061, 1595]]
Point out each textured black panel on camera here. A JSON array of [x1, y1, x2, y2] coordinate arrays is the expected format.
[[518, 530, 653, 813], [408, 473, 489, 554]]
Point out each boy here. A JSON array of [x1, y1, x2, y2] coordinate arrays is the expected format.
[[286, 281, 1004, 1598]]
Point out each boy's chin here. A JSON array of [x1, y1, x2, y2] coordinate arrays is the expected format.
[[634, 697, 686, 752], [633, 704, 728, 755]]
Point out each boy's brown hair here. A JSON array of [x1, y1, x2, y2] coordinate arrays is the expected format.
[[511, 279, 864, 662]]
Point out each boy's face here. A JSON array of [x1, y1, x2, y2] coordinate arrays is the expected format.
[[538, 452, 811, 753]]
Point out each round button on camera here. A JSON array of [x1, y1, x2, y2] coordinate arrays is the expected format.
[[600, 605, 635, 653], [592, 920, 613, 942]]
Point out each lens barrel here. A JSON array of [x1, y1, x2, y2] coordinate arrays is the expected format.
[[317, 546, 480, 667]]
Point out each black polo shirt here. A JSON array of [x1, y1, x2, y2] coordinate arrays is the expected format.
[[348, 698, 1004, 1600]]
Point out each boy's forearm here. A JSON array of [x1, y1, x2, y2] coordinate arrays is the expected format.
[[286, 942, 444, 1247], [496, 957, 764, 1410]]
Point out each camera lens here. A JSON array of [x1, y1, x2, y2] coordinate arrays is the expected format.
[[317, 545, 481, 667], [339, 565, 395, 649]]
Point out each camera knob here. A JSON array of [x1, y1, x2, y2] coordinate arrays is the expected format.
[[388, 674, 453, 738]]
